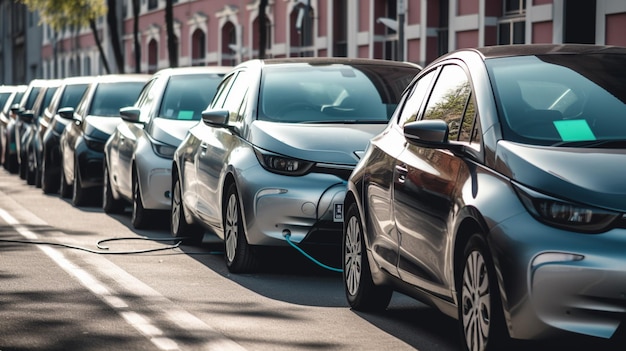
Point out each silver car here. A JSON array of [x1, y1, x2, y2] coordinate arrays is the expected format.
[[343, 44, 626, 351], [103, 66, 231, 229], [172, 58, 420, 273]]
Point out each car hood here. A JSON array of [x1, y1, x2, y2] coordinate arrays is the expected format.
[[495, 141, 626, 212], [148, 118, 197, 146], [84, 116, 122, 141], [248, 121, 387, 164]]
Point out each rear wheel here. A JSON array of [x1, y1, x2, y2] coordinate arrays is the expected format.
[[72, 162, 86, 206], [102, 163, 125, 214], [41, 151, 59, 194], [59, 163, 71, 198], [458, 234, 508, 351], [343, 202, 392, 311], [131, 172, 153, 229], [223, 183, 257, 273], [170, 175, 203, 243]]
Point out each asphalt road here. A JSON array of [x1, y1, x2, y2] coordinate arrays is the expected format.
[[0, 169, 621, 351]]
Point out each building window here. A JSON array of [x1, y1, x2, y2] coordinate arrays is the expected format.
[[498, 20, 525, 44], [148, 0, 158, 11], [333, 0, 347, 57], [148, 39, 158, 73], [291, 2, 314, 57], [374, 0, 399, 60], [191, 29, 206, 66], [504, 0, 526, 16]]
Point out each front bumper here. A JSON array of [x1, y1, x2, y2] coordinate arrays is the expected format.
[[238, 166, 347, 247], [491, 212, 626, 341]]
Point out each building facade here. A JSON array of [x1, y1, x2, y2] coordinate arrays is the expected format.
[[2, 0, 626, 83], [0, 0, 42, 85]]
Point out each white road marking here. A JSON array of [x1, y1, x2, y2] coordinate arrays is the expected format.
[[0, 207, 245, 351]]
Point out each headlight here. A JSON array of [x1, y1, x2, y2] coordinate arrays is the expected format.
[[152, 143, 176, 159], [513, 182, 620, 233], [254, 148, 314, 176]]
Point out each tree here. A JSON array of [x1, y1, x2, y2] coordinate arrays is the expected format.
[[106, 0, 125, 73], [259, 0, 268, 59], [165, 0, 178, 68], [20, 0, 112, 74]]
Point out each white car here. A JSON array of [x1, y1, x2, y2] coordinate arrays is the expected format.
[[103, 66, 231, 228]]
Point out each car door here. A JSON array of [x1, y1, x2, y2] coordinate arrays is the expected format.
[[394, 63, 479, 299], [113, 78, 158, 199], [195, 69, 250, 229]]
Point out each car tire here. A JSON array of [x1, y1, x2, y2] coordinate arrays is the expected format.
[[343, 202, 393, 311], [131, 172, 153, 229], [223, 183, 257, 273], [458, 234, 508, 351], [26, 151, 36, 185], [59, 163, 72, 198], [19, 152, 27, 180], [102, 163, 125, 214], [170, 175, 203, 243], [72, 162, 86, 206], [41, 154, 59, 194]]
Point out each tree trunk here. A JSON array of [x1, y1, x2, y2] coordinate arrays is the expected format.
[[259, 0, 267, 59], [165, 0, 178, 68], [106, 0, 125, 73], [89, 19, 111, 74], [132, 0, 141, 73]]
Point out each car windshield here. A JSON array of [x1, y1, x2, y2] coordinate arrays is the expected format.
[[58, 84, 89, 112], [158, 73, 223, 120], [258, 63, 416, 123], [0, 92, 12, 109], [89, 82, 144, 117], [487, 54, 626, 146]]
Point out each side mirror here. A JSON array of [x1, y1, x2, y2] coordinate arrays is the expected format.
[[403, 119, 464, 154], [119, 106, 142, 123], [201, 109, 229, 127], [58, 107, 76, 120]]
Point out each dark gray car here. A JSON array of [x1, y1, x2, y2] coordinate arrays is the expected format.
[[343, 44, 626, 351]]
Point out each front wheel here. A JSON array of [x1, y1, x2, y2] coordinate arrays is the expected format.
[[223, 183, 257, 273], [59, 163, 72, 198], [71, 162, 86, 206], [343, 202, 392, 311], [458, 234, 508, 351]]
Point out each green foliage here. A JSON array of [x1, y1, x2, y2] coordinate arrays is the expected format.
[[20, 0, 107, 30]]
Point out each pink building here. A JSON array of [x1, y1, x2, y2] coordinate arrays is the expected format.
[[40, 0, 626, 77]]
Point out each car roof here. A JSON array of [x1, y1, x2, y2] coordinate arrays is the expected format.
[[153, 66, 233, 77], [445, 44, 626, 61], [90, 74, 151, 83], [243, 57, 422, 70]]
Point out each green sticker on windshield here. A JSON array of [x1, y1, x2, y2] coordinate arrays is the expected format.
[[178, 110, 194, 120], [553, 119, 596, 141]]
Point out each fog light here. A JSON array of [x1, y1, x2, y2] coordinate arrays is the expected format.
[[164, 191, 170, 199]]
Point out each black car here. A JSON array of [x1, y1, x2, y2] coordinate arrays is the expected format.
[[40, 76, 93, 194], [59, 74, 149, 206], [21, 80, 61, 186], [0, 85, 26, 168]]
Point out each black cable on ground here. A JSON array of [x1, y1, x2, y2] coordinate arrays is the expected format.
[[0, 236, 223, 255]]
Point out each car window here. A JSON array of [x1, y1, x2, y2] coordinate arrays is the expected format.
[[222, 71, 250, 123], [158, 73, 224, 120], [210, 72, 237, 110], [89, 82, 145, 117], [398, 69, 437, 126], [0, 92, 11, 109], [422, 65, 475, 142], [24, 87, 42, 110], [57, 84, 89, 112], [488, 54, 626, 145], [259, 64, 416, 123], [37, 87, 58, 118]]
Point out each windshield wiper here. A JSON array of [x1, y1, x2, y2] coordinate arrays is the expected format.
[[552, 139, 626, 148]]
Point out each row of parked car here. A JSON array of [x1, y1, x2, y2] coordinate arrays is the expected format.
[[3, 44, 626, 351]]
